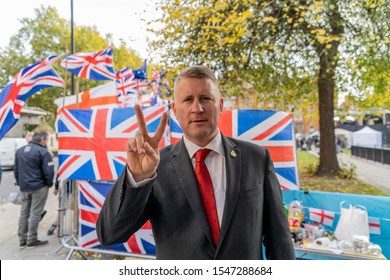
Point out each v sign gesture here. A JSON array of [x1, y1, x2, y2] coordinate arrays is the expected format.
[[126, 104, 168, 182]]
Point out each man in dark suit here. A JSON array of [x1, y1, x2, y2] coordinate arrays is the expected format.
[[97, 65, 295, 260]]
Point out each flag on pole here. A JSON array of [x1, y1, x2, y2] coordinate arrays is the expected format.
[[0, 54, 65, 139], [115, 67, 139, 108], [54, 82, 118, 111], [116, 67, 137, 96], [136, 79, 150, 95], [60, 47, 116, 80], [133, 59, 147, 79]]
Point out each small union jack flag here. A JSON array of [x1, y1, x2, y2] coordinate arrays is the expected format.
[[56, 105, 167, 180], [60, 47, 116, 80], [136, 79, 150, 95], [308, 207, 336, 227], [115, 67, 139, 108], [170, 109, 299, 190], [116, 67, 137, 96], [78, 180, 155, 254], [0, 54, 65, 139]]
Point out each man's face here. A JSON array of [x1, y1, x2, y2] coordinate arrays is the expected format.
[[40, 137, 48, 147], [172, 77, 223, 147]]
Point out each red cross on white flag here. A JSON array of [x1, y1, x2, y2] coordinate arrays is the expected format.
[[308, 207, 335, 227]]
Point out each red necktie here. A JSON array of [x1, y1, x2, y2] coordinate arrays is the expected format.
[[194, 149, 220, 246]]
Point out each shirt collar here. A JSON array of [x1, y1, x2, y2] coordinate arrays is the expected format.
[[183, 130, 224, 159]]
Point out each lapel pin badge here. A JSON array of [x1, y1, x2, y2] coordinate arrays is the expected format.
[[230, 150, 237, 158]]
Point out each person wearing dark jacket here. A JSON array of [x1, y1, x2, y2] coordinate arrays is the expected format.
[[14, 130, 55, 249]]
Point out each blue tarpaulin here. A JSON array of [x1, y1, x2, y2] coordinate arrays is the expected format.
[[282, 190, 390, 259]]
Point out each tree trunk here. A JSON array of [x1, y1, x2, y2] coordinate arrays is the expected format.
[[316, 53, 340, 176]]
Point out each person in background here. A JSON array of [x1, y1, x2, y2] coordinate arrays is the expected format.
[[25, 132, 33, 143], [14, 130, 55, 249], [97, 65, 295, 259]]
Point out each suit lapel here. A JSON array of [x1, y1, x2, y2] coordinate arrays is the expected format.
[[216, 136, 241, 252], [170, 140, 215, 246]]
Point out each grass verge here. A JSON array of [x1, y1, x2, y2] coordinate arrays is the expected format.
[[297, 150, 388, 196]]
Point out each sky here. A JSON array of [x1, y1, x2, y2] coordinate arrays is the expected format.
[[0, 0, 160, 59]]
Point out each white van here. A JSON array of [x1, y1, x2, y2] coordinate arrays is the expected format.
[[0, 138, 27, 169]]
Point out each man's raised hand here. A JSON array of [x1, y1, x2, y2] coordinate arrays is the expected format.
[[126, 104, 168, 182]]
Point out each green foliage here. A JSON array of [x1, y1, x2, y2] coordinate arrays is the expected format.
[[300, 176, 388, 196], [297, 150, 319, 177], [336, 162, 357, 180], [149, 0, 390, 176], [298, 151, 356, 179]]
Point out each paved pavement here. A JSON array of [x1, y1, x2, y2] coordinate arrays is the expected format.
[[0, 191, 74, 260], [337, 152, 390, 195], [1, 151, 389, 260]]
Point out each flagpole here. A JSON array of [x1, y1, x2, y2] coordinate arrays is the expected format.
[[70, 0, 79, 237], [71, 0, 75, 97]]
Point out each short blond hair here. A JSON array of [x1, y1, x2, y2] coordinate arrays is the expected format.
[[174, 65, 219, 89]]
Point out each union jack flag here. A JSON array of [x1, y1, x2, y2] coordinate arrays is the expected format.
[[308, 207, 335, 227], [136, 79, 150, 95], [0, 54, 65, 139], [116, 67, 137, 96], [170, 109, 299, 190], [78, 180, 155, 254], [56, 105, 167, 180], [60, 47, 116, 80], [115, 67, 139, 108]]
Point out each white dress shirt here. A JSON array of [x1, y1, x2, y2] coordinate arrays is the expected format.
[[183, 132, 226, 227], [126, 131, 227, 226]]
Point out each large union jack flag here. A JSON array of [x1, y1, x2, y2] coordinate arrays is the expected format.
[[78, 180, 155, 254], [60, 47, 115, 80], [56, 105, 167, 180], [0, 54, 64, 139], [170, 109, 299, 190]]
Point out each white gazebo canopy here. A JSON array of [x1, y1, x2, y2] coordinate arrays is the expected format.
[[352, 126, 382, 148]]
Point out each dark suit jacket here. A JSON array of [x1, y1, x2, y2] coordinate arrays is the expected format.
[[96, 134, 295, 260]]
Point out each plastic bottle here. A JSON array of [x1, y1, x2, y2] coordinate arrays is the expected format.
[[283, 202, 289, 217], [287, 198, 303, 233]]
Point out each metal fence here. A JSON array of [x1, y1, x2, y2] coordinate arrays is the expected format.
[[54, 180, 156, 260], [351, 146, 390, 165]]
